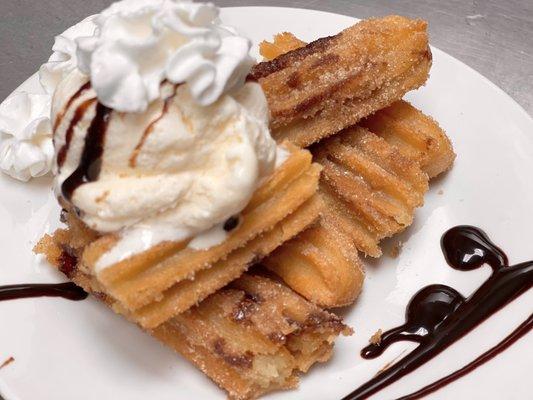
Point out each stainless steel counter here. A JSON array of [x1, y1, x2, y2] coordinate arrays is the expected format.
[[1, 0, 531, 115]]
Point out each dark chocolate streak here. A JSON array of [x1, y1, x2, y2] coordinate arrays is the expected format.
[[0, 282, 87, 302], [247, 34, 338, 81], [61, 102, 112, 200], [343, 225, 533, 400], [53, 82, 91, 133], [397, 314, 532, 400], [129, 87, 177, 168], [57, 98, 96, 168]]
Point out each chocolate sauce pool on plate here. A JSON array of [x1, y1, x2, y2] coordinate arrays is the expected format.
[[344, 225, 533, 400], [0, 282, 87, 302]]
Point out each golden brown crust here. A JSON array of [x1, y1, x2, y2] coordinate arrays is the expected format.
[[35, 232, 350, 400], [361, 100, 456, 178], [314, 127, 429, 257], [263, 218, 364, 308], [251, 15, 432, 147]]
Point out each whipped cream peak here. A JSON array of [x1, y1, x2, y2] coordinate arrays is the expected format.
[[39, 16, 98, 95], [0, 16, 97, 182], [0, 92, 54, 181], [76, 0, 254, 113]]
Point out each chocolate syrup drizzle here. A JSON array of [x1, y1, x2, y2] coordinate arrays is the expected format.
[[0, 283, 87, 302], [61, 102, 112, 200], [53, 81, 92, 133], [129, 86, 178, 168], [57, 98, 96, 168], [344, 225, 533, 400]]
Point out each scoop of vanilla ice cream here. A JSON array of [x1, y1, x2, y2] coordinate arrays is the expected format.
[[49, 0, 280, 268], [53, 70, 276, 246]]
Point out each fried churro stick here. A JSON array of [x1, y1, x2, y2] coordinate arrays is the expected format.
[[263, 218, 364, 307], [259, 32, 455, 180], [264, 113, 452, 304], [259, 30, 432, 307], [249, 16, 432, 147], [361, 100, 456, 178], [122, 194, 323, 328], [41, 145, 322, 328], [264, 126, 428, 308], [314, 127, 429, 257], [35, 232, 350, 400], [155, 274, 351, 400]]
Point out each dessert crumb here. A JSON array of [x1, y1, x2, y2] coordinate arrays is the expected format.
[[389, 241, 403, 258], [370, 329, 383, 345], [0, 356, 14, 370], [437, 189, 444, 195]]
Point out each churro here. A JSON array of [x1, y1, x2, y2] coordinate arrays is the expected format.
[[249, 15, 432, 147], [36, 235, 350, 400], [263, 217, 364, 307], [314, 127, 429, 257], [39, 144, 322, 328], [361, 100, 456, 178]]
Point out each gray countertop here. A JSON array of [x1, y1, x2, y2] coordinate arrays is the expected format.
[[1, 0, 532, 115]]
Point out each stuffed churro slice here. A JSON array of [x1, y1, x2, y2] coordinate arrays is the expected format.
[[250, 15, 432, 147], [36, 234, 350, 400], [361, 100, 456, 178], [153, 274, 351, 400]]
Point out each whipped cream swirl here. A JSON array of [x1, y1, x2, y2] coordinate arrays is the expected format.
[[76, 0, 254, 113], [0, 93, 54, 181], [39, 16, 97, 95], [0, 16, 97, 181]]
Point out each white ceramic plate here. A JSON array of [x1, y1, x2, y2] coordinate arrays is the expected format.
[[1, 7, 532, 400]]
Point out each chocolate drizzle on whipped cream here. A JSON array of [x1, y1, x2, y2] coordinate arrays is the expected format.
[[61, 101, 111, 200], [344, 226, 533, 400]]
